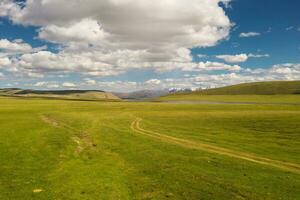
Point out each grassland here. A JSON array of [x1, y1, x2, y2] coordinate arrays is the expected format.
[[0, 96, 300, 199], [159, 94, 300, 104], [160, 81, 300, 104], [192, 81, 300, 95]]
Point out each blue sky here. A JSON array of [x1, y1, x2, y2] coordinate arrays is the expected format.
[[0, 0, 299, 92], [196, 0, 300, 67]]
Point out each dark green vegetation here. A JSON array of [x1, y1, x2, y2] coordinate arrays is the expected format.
[[0, 88, 120, 101], [0, 96, 299, 200]]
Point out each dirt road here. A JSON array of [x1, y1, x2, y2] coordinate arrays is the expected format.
[[131, 118, 300, 174]]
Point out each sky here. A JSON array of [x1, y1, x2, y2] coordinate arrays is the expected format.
[[0, 0, 300, 92]]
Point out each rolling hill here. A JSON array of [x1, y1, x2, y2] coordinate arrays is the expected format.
[[193, 81, 300, 95], [159, 81, 300, 103], [0, 88, 120, 101]]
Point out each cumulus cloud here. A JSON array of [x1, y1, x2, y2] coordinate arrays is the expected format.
[[62, 82, 77, 88], [216, 54, 248, 63], [38, 18, 108, 44], [216, 53, 270, 63], [23, 62, 300, 92], [34, 81, 59, 89], [147, 63, 300, 91], [0, 39, 46, 54], [0, 39, 33, 53], [239, 32, 261, 38], [5, 49, 241, 78], [0, 0, 232, 75], [0, 0, 18, 17], [270, 63, 300, 76], [7, 0, 232, 50], [0, 57, 11, 67], [145, 79, 161, 85], [2, 0, 296, 92]]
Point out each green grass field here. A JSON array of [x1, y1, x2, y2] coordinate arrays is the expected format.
[[0, 96, 300, 199], [160, 81, 300, 104], [187, 81, 300, 95], [159, 94, 300, 104]]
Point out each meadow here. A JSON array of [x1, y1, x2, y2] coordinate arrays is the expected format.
[[0, 96, 300, 199], [159, 81, 300, 104], [159, 94, 300, 104]]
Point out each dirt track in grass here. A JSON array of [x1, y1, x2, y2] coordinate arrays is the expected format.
[[40, 115, 95, 155], [131, 118, 300, 174]]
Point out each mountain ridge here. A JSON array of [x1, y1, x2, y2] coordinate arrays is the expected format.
[[0, 88, 120, 101]]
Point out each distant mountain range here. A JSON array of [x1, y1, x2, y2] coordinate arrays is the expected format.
[[0, 88, 192, 101], [2, 81, 298, 102], [0, 88, 120, 101], [113, 90, 170, 100]]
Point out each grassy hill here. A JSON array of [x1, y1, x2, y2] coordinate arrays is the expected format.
[[159, 81, 300, 103], [0, 88, 120, 101], [193, 81, 300, 95]]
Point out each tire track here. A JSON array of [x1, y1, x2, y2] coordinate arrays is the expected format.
[[131, 118, 300, 174], [40, 114, 95, 155]]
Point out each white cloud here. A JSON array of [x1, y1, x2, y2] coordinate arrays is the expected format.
[[33, 81, 61, 89], [84, 78, 97, 85], [0, 0, 232, 74], [2, 0, 297, 92], [0, 0, 17, 17], [239, 32, 261, 38], [4, 49, 241, 78], [34, 82, 47, 87], [216, 54, 248, 63], [0, 57, 11, 67], [0, 39, 32, 53], [270, 63, 300, 75], [197, 54, 208, 58], [62, 82, 77, 88], [216, 53, 270, 63], [145, 79, 161, 85], [21, 62, 300, 92], [38, 18, 107, 44], [25, 72, 44, 78], [248, 53, 270, 58], [0, 39, 47, 54], [7, 0, 232, 50], [149, 61, 241, 73]]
